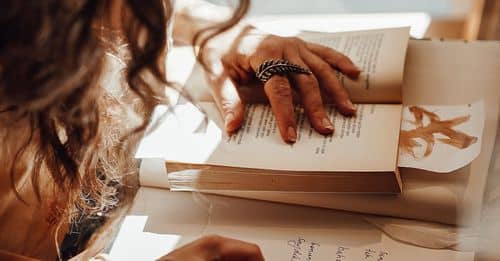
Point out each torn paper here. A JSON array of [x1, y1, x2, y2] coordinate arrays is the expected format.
[[398, 101, 484, 173]]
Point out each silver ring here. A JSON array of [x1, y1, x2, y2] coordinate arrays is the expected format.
[[255, 59, 312, 83]]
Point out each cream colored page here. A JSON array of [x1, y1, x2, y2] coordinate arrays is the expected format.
[[137, 37, 498, 231], [109, 188, 473, 261], [135, 101, 402, 172], [398, 101, 485, 173], [300, 27, 409, 103]]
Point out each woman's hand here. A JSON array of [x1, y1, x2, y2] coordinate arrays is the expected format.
[[209, 30, 361, 143], [158, 235, 264, 261]]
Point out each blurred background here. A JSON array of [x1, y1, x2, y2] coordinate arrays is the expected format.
[[209, 0, 499, 40]]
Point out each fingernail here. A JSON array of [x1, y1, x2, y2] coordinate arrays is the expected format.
[[346, 100, 356, 111], [322, 117, 334, 132], [287, 126, 297, 143], [225, 112, 235, 131]]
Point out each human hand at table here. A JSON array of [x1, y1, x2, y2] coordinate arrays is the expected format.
[[207, 29, 361, 143], [157, 235, 264, 261]]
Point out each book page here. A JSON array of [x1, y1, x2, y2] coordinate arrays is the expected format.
[[300, 27, 410, 103], [181, 27, 409, 105], [135, 101, 402, 172], [138, 38, 499, 228], [108, 187, 473, 261]]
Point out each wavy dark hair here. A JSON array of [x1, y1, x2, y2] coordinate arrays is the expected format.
[[0, 0, 249, 258]]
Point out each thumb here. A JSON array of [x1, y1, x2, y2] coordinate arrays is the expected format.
[[207, 71, 245, 133]]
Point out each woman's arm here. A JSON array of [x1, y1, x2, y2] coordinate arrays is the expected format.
[[158, 235, 264, 261], [0, 250, 40, 261]]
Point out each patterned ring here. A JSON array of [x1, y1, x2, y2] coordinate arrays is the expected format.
[[255, 59, 312, 83]]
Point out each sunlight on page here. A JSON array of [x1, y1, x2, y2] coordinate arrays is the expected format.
[[138, 101, 401, 172], [136, 103, 222, 163], [247, 13, 431, 38], [108, 215, 181, 260]]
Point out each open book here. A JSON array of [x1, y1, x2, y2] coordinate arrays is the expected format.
[[136, 27, 411, 193]]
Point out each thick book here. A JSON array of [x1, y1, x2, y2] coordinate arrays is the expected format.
[[137, 27, 411, 193]]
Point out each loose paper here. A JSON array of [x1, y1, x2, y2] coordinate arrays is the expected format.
[[398, 101, 484, 172]]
